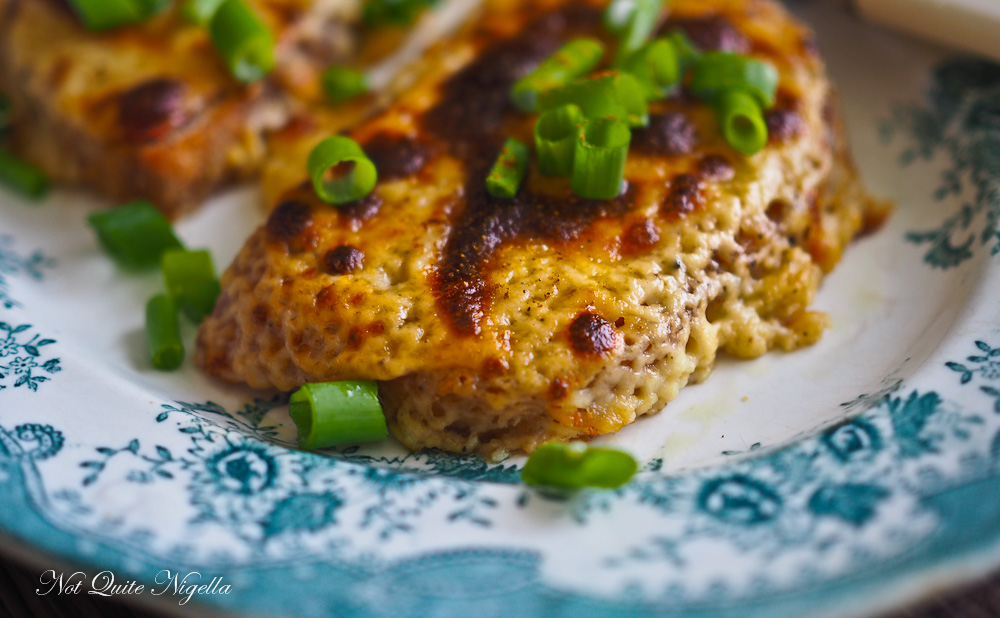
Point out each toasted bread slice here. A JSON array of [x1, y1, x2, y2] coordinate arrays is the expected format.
[[197, 0, 889, 460]]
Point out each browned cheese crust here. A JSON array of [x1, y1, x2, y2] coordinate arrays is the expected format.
[[0, 0, 359, 217], [196, 0, 890, 460]]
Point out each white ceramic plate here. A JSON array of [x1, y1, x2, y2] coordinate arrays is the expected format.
[[3, 3, 1000, 616]]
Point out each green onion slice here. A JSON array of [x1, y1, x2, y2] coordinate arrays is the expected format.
[[534, 104, 585, 178], [289, 381, 388, 450], [539, 71, 649, 128], [362, 0, 437, 28], [690, 52, 780, 109], [161, 249, 221, 323], [571, 117, 631, 200], [66, 0, 143, 30], [181, 0, 226, 24], [614, 0, 666, 58], [134, 0, 170, 17], [145, 294, 184, 371], [510, 38, 605, 113], [209, 0, 275, 83], [322, 66, 370, 103], [521, 442, 638, 489], [715, 89, 768, 156], [665, 29, 701, 71], [618, 38, 680, 101], [87, 201, 183, 270], [0, 151, 49, 201], [486, 138, 530, 199], [307, 136, 378, 205]]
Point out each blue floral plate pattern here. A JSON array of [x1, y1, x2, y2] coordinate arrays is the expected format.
[[3, 3, 1000, 617]]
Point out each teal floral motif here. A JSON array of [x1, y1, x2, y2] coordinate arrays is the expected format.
[[0, 322, 60, 392], [822, 418, 883, 462], [157, 397, 288, 445], [808, 484, 891, 527], [12, 424, 63, 460], [698, 475, 782, 525], [0, 236, 53, 310], [263, 492, 344, 538], [882, 59, 1000, 268], [79, 439, 186, 486], [946, 340, 1000, 411]]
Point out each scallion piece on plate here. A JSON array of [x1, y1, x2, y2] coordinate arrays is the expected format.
[[0, 151, 49, 200], [619, 38, 680, 100], [322, 66, 370, 103], [289, 381, 388, 450], [133, 0, 171, 17], [571, 117, 631, 200], [716, 89, 768, 155], [145, 294, 184, 371], [666, 30, 701, 70], [181, 0, 225, 24], [510, 38, 605, 113], [67, 0, 143, 30], [690, 52, 779, 109], [486, 138, 530, 199], [534, 104, 585, 177], [161, 249, 221, 323], [539, 71, 649, 128], [87, 201, 183, 269], [209, 0, 275, 83], [521, 442, 638, 489], [307, 136, 378, 205], [613, 0, 665, 58], [362, 0, 436, 28]]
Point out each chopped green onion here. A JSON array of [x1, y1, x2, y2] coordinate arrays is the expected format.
[[572, 117, 631, 200], [690, 52, 780, 109], [716, 89, 768, 155], [603, 0, 637, 34], [209, 0, 275, 83], [161, 249, 220, 323], [614, 0, 666, 58], [0, 151, 49, 200], [539, 71, 649, 127], [134, 0, 170, 17], [307, 136, 378, 205], [181, 0, 225, 24], [145, 294, 184, 371], [66, 0, 143, 30], [510, 38, 605, 113], [87, 201, 183, 270], [521, 442, 638, 489], [362, 0, 438, 27], [534, 104, 585, 177], [619, 38, 680, 100], [322, 66, 370, 103], [289, 381, 388, 450], [665, 30, 701, 70], [486, 138, 529, 199]]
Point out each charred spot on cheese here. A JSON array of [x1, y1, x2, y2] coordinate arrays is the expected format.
[[435, 168, 632, 336], [622, 218, 661, 255], [338, 193, 383, 231], [266, 199, 313, 242], [667, 15, 750, 54], [116, 79, 190, 144], [766, 108, 804, 143], [424, 5, 603, 146], [322, 245, 365, 275], [698, 154, 735, 181], [662, 173, 704, 219], [363, 134, 432, 181], [548, 377, 570, 400], [633, 112, 698, 156], [569, 312, 622, 355]]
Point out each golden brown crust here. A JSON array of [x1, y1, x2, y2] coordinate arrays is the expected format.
[[0, 0, 359, 217], [196, 0, 889, 459]]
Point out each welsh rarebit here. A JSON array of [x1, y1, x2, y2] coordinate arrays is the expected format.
[[197, 0, 888, 460], [0, 0, 360, 217]]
